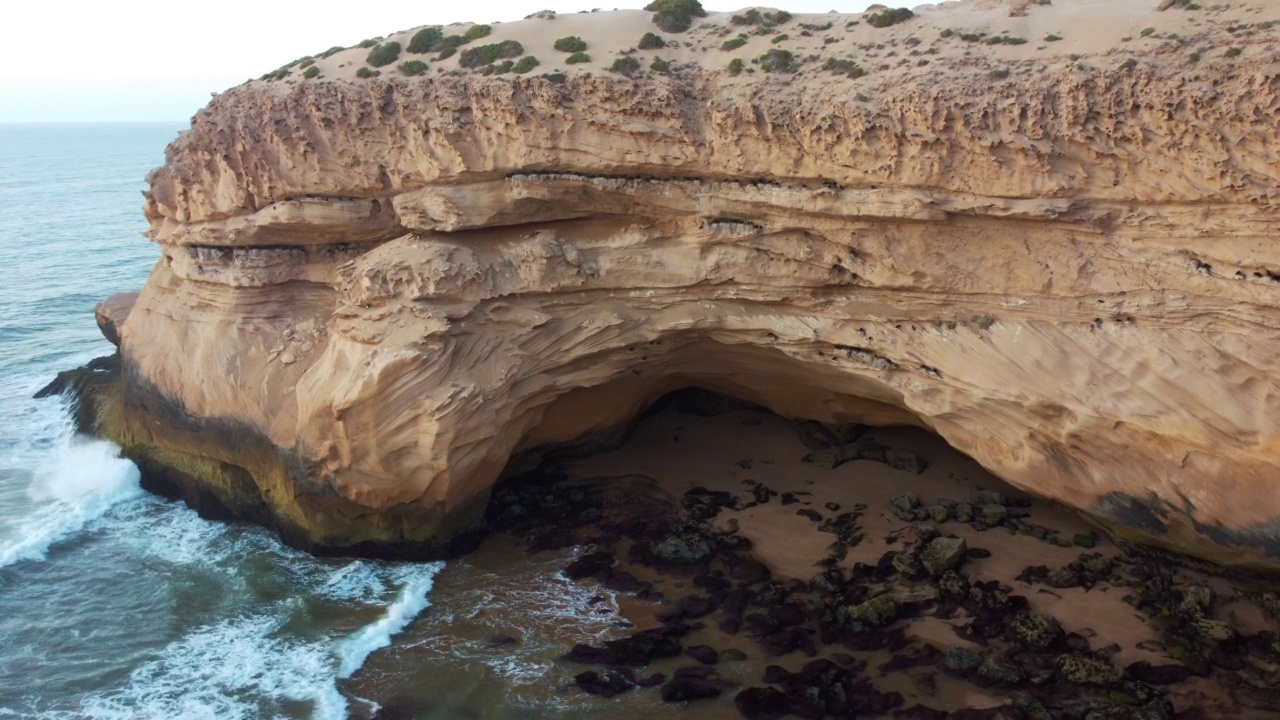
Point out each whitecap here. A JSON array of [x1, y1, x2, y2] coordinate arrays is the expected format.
[[335, 562, 444, 678], [78, 615, 348, 720], [0, 436, 142, 568]]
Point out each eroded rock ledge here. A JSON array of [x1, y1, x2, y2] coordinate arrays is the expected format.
[[67, 1, 1280, 567]]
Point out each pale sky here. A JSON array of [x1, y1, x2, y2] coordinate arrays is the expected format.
[[0, 0, 876, 122]]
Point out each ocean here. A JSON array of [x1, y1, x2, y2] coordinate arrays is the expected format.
[[0, 124, 630, 719]]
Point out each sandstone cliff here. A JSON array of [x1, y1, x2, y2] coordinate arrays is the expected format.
[[80, 0, 1280, 565]]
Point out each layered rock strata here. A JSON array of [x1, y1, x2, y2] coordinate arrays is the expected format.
[[72, 1, 1280, 565]]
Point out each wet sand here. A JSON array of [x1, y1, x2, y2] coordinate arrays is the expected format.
[[347, 399, 1280, 719]]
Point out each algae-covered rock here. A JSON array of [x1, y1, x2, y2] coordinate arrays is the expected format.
[[841, 594, 899, 628], [1059, 654, 1123, 685], [920, 536, 967, 577], [1009, 612, 1063, 651]]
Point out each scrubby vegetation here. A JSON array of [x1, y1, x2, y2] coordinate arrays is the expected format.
[[1045, 34, 1063, 42], [722, 35, 748, 51], [465, 24, 492, 41], [610, 55, 642, 76], [357, 38, 380, 49], [356, 66, 380, 78], [566, 51, 591, 64], [1225, 46, 1243, 58], [728, 58, 744, 75], [318, 46, 345, 59], [366, 41, 402, 68], [302, 66, 321, 79], [986, 35, 1027, 45], [823, 57, 865, 79], [513, 56, 540, 73], [638, 32, 666, 49], [542, 71, 567, 83], [650, 57, 671, 72], [759, 48, 797, 73], [298, 59, 315, 69], [459, 40, 524, 68], [555, 36, 588, 52], [644, 0, 706, 33], [408, 27, 444, 54], [399, 60, 429, 76], [866, 8, 913, 29], [730, 9, 792, 26], [771, 33, 790, 44], [989, 68, 1011, 79]]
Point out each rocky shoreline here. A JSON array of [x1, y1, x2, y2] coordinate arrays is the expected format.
[[433, 396, 1280, 719]]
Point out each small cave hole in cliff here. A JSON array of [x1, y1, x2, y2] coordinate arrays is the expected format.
[[456, 387, 1166, 717]]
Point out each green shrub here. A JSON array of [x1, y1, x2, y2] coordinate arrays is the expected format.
[[298, 58, 315, 69], [1045, 34, 1063, 42], [644, 0, 706, 33], [513, 56, 540, 73], [650, 57, 671, 72], [989, 68, 1010, 79], [459, 40, 524, 68], [1189, 51, 1201, 62], [986, 35, 1028, 46], [638, 32, 666, 49], [438, 47, 458, 60], [465, 24, 492, 41], [867, 8, 913, 28], [940, 28, 954, 38], [408, 27, 444, 53], [493, 60, 515, 74], [542, 71, 567, 83], [366, 41, 402, 68], [554, 36, 588, 52], [771, 33, 789, 44], [960, 32, 983, 42], [800, 21, 832, 31], [1119, 58, 1138, 71], [823, 57, 865, 78], [439, 35, 466, 54], [610, 55, 641, 76], [566, 51, 590, 64], [303, 66, 321, 79], [722, 35, 748, 51], [357, 38, 380, 49], [728, 58, 744, 75], [730, 9, 791, 26], [319, 46, 345, 58], [356, 66, 379, 78], [759, 48, 796, 73], [1226, 46, 1243, 58], [399, 59, 429, 76]]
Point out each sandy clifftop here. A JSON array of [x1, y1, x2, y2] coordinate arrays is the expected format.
[[77, 0, 1280, 565]]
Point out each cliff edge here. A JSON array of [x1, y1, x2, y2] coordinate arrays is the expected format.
[[76, 0, 1280, 565]]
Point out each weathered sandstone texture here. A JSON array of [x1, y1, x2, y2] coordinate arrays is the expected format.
[[76, 1, 1280, 565]]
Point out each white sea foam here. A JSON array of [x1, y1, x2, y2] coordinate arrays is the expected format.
[[78, 615, 348, 720], [335, 562, 444, 678], [0, 436, 142, 568]]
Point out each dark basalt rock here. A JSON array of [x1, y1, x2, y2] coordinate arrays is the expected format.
[[660, 665, 735, 702], [1122, 661, 1194, 685], [574, 670, 635, 698], [735, 686, 792, 719], [686, 644, 719, 664], [562, 551, 614, 580], [564, 623, 689, 666], [603, 570, 643, 593]]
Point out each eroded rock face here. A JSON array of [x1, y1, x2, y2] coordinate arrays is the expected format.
[[79, 3, 1280, 565]]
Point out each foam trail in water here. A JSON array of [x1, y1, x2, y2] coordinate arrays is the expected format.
[[336, 562, 445, 678], [0, 436, 142, 568], [78, 616, 349, 720]]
